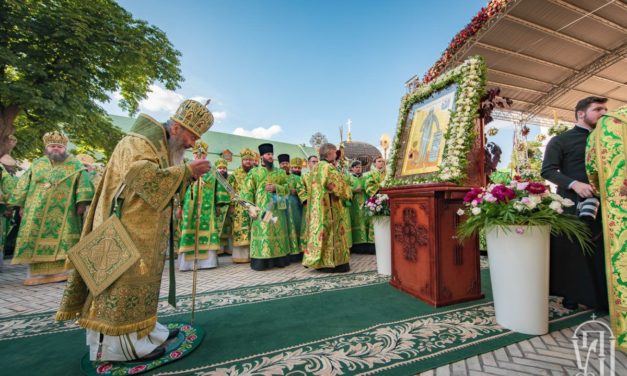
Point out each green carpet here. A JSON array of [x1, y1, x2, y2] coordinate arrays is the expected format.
[[0, 269, 593, 376]]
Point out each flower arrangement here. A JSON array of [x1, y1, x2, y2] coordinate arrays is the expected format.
[[385, 56, 486, 187], [456, 179, 592, 253], [364, 193, 390, 218]]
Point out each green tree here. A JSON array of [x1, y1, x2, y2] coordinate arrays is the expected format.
[[0, 0, 183, 160]]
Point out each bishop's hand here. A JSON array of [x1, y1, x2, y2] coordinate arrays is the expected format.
[[189, 159, 211, 179]]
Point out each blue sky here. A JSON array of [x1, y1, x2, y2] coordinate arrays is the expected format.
[[105, 0, 525, 160]]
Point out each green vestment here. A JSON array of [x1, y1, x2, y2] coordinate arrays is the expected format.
[[349, 174, 374, 245], [0, 164, 17, 258], [286, 173, 303, 256], [365, 168, 385, 198], [586, 106, 627, 351], [241, 166, 290, 260], [302, 161, 351, 269], [9, 156, 93, 276], [228, 167, 251, 247], [178, 173, 229, 261]]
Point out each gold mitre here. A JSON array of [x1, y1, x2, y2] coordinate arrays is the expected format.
[[290, 157, 304, 167], [43, 131, 69, 147], [215, 158, 228, 168], [192, 140, 209, 156], [170, 99, 214, 137], [240, 148, 256, 160], [76, 154, 95, 165]]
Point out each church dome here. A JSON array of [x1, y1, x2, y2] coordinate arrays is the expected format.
[[341, 141, 382, 172]]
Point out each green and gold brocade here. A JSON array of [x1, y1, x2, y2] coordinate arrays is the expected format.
[[241, 166, 290, 259], [228, 167, 251, 246], [365, 168, 385, 198], [302, 161, 351, 269], [178, 173, 228, 261], [585, 106, 627, 351], [9, 156, 93, 273], [56, 114, 191, 337], [0, 164, 17, 254]]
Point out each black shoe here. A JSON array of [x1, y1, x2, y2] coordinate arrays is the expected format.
[[166, 328, 180, 341], [138, 345, 165, 361], [562, 299, 578, 310]]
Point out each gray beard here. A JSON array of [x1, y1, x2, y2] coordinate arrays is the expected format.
[[46, 151, 68, 163], [168, 137, 186, 166]]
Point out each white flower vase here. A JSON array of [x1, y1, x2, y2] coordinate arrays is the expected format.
[[373, 216, 391, 276], [486, 225, 550, 335]]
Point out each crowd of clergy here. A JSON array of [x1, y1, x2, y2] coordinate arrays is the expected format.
[[0, 103, 388, 287]]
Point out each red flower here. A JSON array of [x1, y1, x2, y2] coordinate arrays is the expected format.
[[170, 350, 183, 359], [525, 182, 546, 194], [463, 188, 484, 203], [129, 365, 147, 374], [490, 185, 515, 201], [186, 335, 197, 341], [96, 363, 113, 374], [181, 325, 191, 331], [513, 175, 522, 181]]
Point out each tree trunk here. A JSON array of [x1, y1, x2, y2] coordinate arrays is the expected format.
[[0, 104, 20, 156]]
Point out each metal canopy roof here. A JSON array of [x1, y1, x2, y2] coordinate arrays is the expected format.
[[409, 0, 627, 125]]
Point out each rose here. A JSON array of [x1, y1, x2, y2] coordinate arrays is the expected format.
[[525, 182, 546, 194], [490, 185, 515, 202], [456, 208, 465, 216], [186, 334, 197, 341], [463, 187, 484, 203], [170, 350, 183, 359], [549, 201, 563, 213], [471, 207, 481, 215]]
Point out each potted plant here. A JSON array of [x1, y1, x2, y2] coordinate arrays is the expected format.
[[457, 179, 591, 335], [364, 193, 391, 275]]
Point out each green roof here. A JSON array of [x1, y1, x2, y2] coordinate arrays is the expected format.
[[109, 114, 317, 170]]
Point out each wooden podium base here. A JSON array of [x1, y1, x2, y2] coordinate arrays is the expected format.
[[382, 183, 484, 307]]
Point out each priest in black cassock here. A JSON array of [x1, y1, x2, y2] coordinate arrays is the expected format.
[[541, 96, 609, 311]]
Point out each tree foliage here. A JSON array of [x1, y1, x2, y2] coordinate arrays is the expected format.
[[0, 0, 183, 160]]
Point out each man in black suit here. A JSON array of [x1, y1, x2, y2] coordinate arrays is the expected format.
[[541, 96, 608, 311]]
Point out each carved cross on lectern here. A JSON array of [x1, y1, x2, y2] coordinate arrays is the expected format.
[[393, 208, 428, 263]]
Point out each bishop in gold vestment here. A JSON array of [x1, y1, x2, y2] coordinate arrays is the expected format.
[[56, 100, 213, 361]]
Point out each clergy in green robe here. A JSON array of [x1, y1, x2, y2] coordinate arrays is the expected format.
[[348, 160, 375, 254], [215, 158, 232, 255], [9, 132, 93, 285], [242, 143, 291, 271], [365, 156, 386, 198], [586, 106, 627, 352], [178, 144, 228, 271], [298, 156, 319, 250], [286, 157, 304, 261], [0, 159, 18, 270], [228, 148, 255, 263], [302, 143, 351, 273], [56, 100, 213, 362]]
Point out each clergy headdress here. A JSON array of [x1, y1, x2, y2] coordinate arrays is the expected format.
[[290, 157, 304, 167], [278, 154, 290, 164], [192, 140, 209, 156], [215, 158, 228, 169], [258, 143, 273, 155], [43, 131, 69, 147], [240, 148, 256, 160], [170, 99, 214, 137]]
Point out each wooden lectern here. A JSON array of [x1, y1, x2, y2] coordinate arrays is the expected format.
[[383, 184, 483, 307]]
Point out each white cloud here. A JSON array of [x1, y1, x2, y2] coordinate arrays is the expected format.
[[212, 111, 227, 120], [139, 85, 184, 113], [233, 125, 282, 139]]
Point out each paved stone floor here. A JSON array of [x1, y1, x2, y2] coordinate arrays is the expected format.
[[1, 254, 625, 375]]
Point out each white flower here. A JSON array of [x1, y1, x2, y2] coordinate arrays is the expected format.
[[529, 194, 542, 204], [457, 208, 465, 216], [471, 207, 481, 215], [562, 198, 575, 207], [513, 202, 526, 212], [516, 182, 529, 190], [549, 201, 563, 213]]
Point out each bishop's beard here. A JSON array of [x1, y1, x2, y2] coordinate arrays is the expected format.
[[168, 136, 187, 166], [46, 151, 68, 163]]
